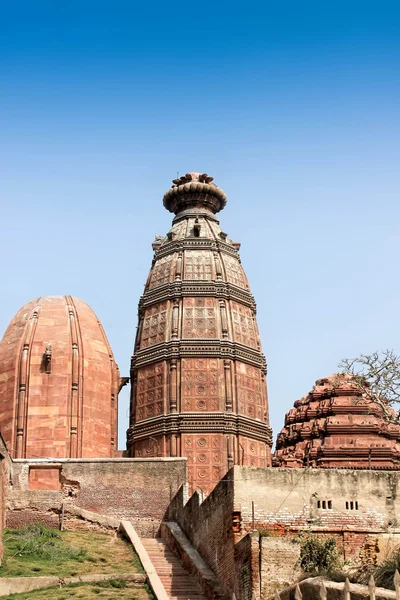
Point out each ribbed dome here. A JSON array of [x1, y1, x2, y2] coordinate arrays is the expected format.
[[274, 373, 400, 469], [0, 296, 119, 459]]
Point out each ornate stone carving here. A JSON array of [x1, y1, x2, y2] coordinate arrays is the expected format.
[[164, 172, 227, 215], [149, 255, 174, 289], [184, 250, 213, 280], [236, 362, 266, 421], [274, 373, 400, 469], [181, 358, 221, 413], [41, 342, 53, 375], [221, 253, 248, 289], [128, 173, 272, 493], [139, 302, 168, 348], [183, 297, 218, 339], [136, 362, 165, 422], [231, 301, 259, 348]]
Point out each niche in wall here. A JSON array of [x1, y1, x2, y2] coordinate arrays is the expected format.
[[28, 465, 62, 491]]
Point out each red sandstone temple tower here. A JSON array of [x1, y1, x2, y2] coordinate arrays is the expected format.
[[127, 172, 272, 492], [274, 373, 400, 469], [0, 296, 120, 459]]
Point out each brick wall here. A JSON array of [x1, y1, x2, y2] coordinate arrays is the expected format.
[[233, 466, 400, 532], [0, 435, 12, 562], [7, 457, 187, 536], [8, 460, 400, 598], [168, 466, 400, 599], [167, 471, 240, 596], [235, 532, 260, 600], [260, 535, 301, 598], [231, 466, 400, 563], [167, 470, 264, 600]]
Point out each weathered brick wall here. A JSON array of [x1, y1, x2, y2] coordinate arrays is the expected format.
[[260, 535, 301, 598], [8, 460, 400, 599], [167, 471, 240, 596], [7, 457, 187, 536], [235, 532, 260, 600], [233, 467, 400, 533], [167, 467, 400, 599], [0, 435, 12, 561], [232, 466, 400, 574], [234, 534, 252, 600], [167, 471, 263, 599]]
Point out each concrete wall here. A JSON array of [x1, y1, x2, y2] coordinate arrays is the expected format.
[[7, 457, 187, 536]]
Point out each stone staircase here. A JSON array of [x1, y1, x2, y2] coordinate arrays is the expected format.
[[141, 538, 207, 600]]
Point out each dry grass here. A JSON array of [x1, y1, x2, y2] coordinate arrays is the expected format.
[[0, 528, 143, 578], [1, 580, 153, 600]]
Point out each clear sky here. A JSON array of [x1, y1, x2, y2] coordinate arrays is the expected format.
[[1, 1, 400, 448]]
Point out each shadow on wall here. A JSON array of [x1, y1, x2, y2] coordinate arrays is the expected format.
[[164, 465, 400, 600], [165, 467, 260, 600]]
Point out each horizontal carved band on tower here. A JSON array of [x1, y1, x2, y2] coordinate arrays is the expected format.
[[127, 413, 272, 444], [139, 281, 257, 311], [154, 238, 241, 260], [128, 172, 272, 493], [131, 339, 267, 371]]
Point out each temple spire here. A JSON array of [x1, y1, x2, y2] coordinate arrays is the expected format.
[[163, 172, 227, 215], [128, 172, 272, 494]]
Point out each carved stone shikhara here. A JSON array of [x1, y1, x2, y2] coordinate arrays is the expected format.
[[127, 172, 272, 493], [274, 373, 400, 469]]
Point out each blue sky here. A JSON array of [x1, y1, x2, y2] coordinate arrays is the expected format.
[[1, 1, 400, 448]]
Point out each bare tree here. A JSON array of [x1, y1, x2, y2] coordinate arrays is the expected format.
[[338, 350, 400, 423]]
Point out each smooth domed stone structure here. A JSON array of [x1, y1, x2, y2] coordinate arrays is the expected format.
[[127, 172, 272, 493], [274, 373, 400, 469], [0, 296, 120, 459]]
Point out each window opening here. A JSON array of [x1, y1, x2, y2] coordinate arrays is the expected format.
[[346, 500, 359, 510], [317, 499, 332, 509]]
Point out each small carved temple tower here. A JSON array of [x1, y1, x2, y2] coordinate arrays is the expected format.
[[127, 173, 272, 492]]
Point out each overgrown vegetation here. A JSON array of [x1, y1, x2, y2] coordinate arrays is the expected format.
[[3, 525, 87, 563], [299, 535, 400, 590], [371, 552, 400, 589], [298, 534, 341, 575], [0, 526, 143, 578], [355, 549, 400, 590]]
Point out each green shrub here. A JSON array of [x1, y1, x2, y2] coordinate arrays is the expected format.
[[299, 534, 341, 575]]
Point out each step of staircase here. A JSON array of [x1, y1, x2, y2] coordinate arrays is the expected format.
[[142, 538, 207, 600]]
